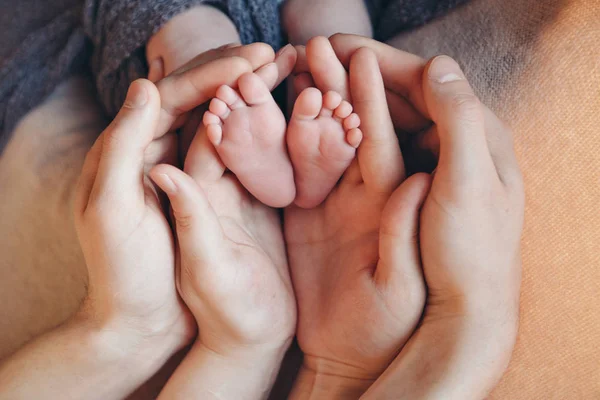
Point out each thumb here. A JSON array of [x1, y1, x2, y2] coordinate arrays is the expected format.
[[422, 56, 495, 180], [91, 79, 161, 204], [374, 173, 431, 301], [150, 164, 222, 262]]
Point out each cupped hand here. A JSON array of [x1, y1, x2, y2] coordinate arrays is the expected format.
[[285, 48, 429, 396], [150, 123, 296, 359], [327, 35, 525, 399], [74, 79, 194, 353]]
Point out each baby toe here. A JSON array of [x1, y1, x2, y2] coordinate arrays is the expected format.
[[209, 98, 231, 120], [343, 113, 361, 131], [322, 91, 343, 117], [347, 128, 363, 149], [292, 87, 323, 121], [206, 124, 224, 146], [203, 111, 222, 126], [216, 85, 246, 110], [238, 72, 273, 106], [334, 100, 353, 120]]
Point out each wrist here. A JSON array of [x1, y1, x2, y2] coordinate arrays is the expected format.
[[194, 338, 291, 371], [362, 314, 517, 400], [74, 301, 185, 376], [289, 358, 375, 400], [172, 340, 289, 399]]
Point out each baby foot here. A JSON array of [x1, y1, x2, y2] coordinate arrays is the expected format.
[[203, 72, 295, 208], [287, 88, 363, 208]]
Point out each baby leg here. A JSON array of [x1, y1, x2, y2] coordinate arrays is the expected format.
[[147, 5, 240, 80], [282, 0, 372, 45]]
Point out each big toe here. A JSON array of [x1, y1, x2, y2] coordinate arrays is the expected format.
[[292, 87, 323, 120], [306, 36, 349, 99], [238, 72, 273, 106]]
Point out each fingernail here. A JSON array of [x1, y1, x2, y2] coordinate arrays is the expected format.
[[157, 173, 177, 194], [428, 56, 465, 84], [220, 42, 240, 50], [124, 80, 148, 108], [148, 58, 164, 82], [277, 44, 292, 56]]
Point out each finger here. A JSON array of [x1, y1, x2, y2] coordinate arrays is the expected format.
[[256, 44, 298, 90], [148, 57, 165, 83], [150, 164, 221, 257], [293, 45, 308, 74], [329, 34, 430, 127], [170, 42, 275, 77], [218, 43, 242, 50], [91, 79, 161, 203], [74, 135, 103, 217], [292, 73, 315, 95], [374, 173, 431, 304], [350, 47, 405, 192], [341, 157, 363, 186], [156, 56, 253, 137], [481, 106, 523, 191], [385, 90, 430, 133], [422, 56, 496, 180], [307, 36, 350, 100], [184, 123, 226, 186]]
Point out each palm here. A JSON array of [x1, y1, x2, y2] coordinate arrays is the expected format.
[[284, 182, 412, 377], [180, 171, 296, 348]]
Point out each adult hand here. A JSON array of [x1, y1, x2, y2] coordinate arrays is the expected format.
[[327, 36, 524, 399], [151, 128, 296, 399], [75, 79, 195, 354], [285, 48, 429, 399], [0, 79, 190, 400]]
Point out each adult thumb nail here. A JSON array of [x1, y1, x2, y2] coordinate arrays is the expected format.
[[428, 56, 465, 84], [124, 80, 149, 108]]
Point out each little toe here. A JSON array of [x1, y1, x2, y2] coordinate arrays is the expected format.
[[238, 72, 273, 106], [203, 111, 222, 126], [347, 128, 363, 149], [216, 85, 246, 110], [292, 87, 323, 121], [343, 113, 361, 131], [321, 91, 342, 118], [209, 98, 231, 120], [334, 101, 353, 120], [206, 124, 224, 146]]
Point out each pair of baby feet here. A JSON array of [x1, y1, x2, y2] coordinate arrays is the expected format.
[[202, 61, 362, 208]]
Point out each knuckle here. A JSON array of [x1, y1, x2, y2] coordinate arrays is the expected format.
[[101, 128, 123, 152], [449, 92, 482, 121], [173, 211, 195, 230]]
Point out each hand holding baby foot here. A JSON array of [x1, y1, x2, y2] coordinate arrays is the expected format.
[[286, 48, 429, 399], [200, 45, 299, 208], [152, 126, 296, 399]]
